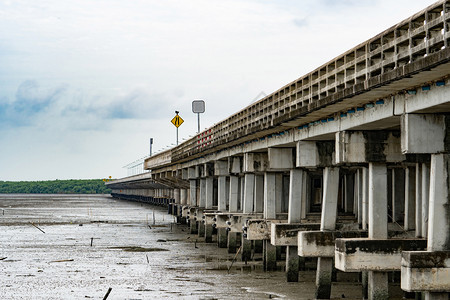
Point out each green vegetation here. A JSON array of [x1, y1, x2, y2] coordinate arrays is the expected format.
[[0, 179, 112, 194]]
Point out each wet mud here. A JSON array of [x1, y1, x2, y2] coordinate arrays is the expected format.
[[0, 194, 371, 299]]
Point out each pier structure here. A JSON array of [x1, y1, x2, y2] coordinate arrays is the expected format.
[[108, 1, 450, 299]]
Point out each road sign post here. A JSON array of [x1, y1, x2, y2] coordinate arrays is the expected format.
[[192, 100, 205, 133], [171, 111, 184, 145]]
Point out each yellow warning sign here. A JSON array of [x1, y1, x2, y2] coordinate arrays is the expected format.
[[171, 114, 184, 128]]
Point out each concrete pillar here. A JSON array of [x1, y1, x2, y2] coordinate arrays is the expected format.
[[254, 175, 264, 213], [316, 167, 340, 299], [217, 227, 227, 248], [264, 173, 276, 219], [227, 232, 238, 254], [286, 244, 299, 282], [205, 223, 213, 243], [199, 178, 206, 208], [357, 169, 363, 226], [404, 167, 416, 231], [321, 167, 340, 231], [218, 176, 227, 211], [180, 189, 187, 205], [286, 169, 304, 282], [363, 167, 370, 230], [421, 163, 430, 238], [288, 169, 304, 223], [391, 168, 405, 223], [243, 173, 255, 214], [428, 154, 450, 252], [229, 176, 239, 213], [369, 163, 388, 239], [415, 163, 423, 237], [189, 179, 197, 207], [241, 236, 252, 262], [205, 177, 214, 209], [240, 176, 245, 211], [368, 163, 389, 300], [174, 189, 180, 204], [275, 173, 283, 214], [264, 240, 277, 271]]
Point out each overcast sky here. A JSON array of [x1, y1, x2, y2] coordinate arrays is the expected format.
[[0, 0, 438, 181]]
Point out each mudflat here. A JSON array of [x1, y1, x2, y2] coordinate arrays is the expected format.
[[0, 194, 365, 299]]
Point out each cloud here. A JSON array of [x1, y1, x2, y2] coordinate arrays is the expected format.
[[0, 80, 66, 127]]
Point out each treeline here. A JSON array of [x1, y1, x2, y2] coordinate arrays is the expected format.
[[0, 179, 112, 194]]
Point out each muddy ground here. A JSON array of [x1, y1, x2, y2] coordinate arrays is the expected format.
[[0, 194, 388, 299]]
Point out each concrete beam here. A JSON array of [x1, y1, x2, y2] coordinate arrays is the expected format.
[[401, 251, 450, 292], [296, 141, 335, 168], [336, 131, 404, 164], [243, 152, 268, 173], [268, 147, 294, 170], [270, 223, 320, 246], [335, 238, 427, 272], [298, 230, 367, 257], [401, 114, 448, 154]]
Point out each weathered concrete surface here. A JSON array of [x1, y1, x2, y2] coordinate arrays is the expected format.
[[335, 238, 427, 272], [246, 219, 286, 241], [401, 251, 450, 292], [298, 230, 367, 257], [270, 223, 320, 246]]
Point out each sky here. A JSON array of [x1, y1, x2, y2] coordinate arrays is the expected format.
[[0, 0, 438, 181]]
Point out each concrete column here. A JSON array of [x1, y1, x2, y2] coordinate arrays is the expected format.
[[205, 177, 214, 209], [243, 173, 255, 214], [205, 223, 213, 243], [404, 167, 416, 231], [286, 169, 304, 282], [229, 176, 239, 213], [240, 176, 245, 211], [316, 167, 340, 299], [362, 167, 369, 230], [419, 157, 446, 300], [241, 236, 252, 262], [275, 173, 283, 214], [391, 168, 405, 223], [180, 189, 187, 205], [356, 169, 363, 225], [254, 175, 264, 213], [288, 169, 304, 223], [189, 179, 197, 207], [320, 167, 340, 231], [421, 163, 430, 238], [218, 176, 227, 211], [264, 173, 276, 219], [264, 240, 277, 271], [199, 178, 206, 208], [217, 228, 227, 248], [415, 163, 423, 237], [227, 232, 238, 254], [369, 163, 388, 239], [286, 245, 299, 282], [174, 189, 180, 204], [428, 154, 450, 252], [368, 163, 389, 300]]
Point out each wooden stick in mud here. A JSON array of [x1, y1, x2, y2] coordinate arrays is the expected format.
[[103, 287, 112, 300], [49, 259, 74, 263], [30, 222, 45, 233], [227, 246, 242, 273], [0, 257, 7, 261]]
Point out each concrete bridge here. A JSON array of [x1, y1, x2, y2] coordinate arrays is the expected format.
[[108, 1, 450, 299]]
